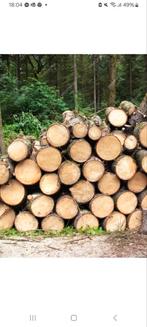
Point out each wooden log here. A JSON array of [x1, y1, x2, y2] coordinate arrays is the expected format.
[[40, 130, 48, 146], [74, 210, 99, 230], [113, 155, 137, 180], [119, 100, 136, 115], [0, 202, 15, 230], [139, 210, 147, 234], [69, 180, 95, 204], [82, 157, 105, 182], [0, 179, 25, 206], [135, 150, 147, 173], [138, 190, 147, 210], [98, 172, 120, 195], [105, 106, 116, 117], [124, 135, 138, 151], [96, 135, 122, 161], [0, 160, 10, 185], [127, 209, 143, 231], [69, 139, 92, 163], [72, 122, 88, 138], [56, 195, 79, 219], [58, 160, 81, 185], [41, 214, 64, 232], [47, 123, 70, 147], [7, 138, 31, 162], [90, 194, 114, 218], [15, 159, 41, 185], [88, 125, 101, 141], [39, 173, 61, 195], [104, 211, 126, 232], [27, 193, 54, 218], [127, 172, 147, 193], [111, 130, 126, 146], [15, 211, 38, 232], [134, 122, 147, 148], [114, 190, 137, 214], [108, 109, 128, 127], [36, 147, 62, 172]]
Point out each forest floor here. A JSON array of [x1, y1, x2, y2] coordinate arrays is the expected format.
[[0, 231, 147, 257]]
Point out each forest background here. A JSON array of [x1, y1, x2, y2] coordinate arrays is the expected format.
[[0, 54, 146, 153]]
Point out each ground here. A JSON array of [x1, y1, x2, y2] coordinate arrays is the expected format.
[[0, 231, 147, 257]]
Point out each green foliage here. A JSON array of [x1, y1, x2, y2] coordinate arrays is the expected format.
[[14, 79, 67, 121], [0, 226, 105, 239]]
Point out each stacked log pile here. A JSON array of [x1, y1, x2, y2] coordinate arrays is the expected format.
[[0, 99, 147, 233]]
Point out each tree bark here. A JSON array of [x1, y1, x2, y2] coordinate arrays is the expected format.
[[108, 55, 117, 106], [73, 55, 78, 109], [0, 105, 5, 155]]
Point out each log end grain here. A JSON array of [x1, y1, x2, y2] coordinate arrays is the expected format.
[[96, 135, 122, 161], [15, 159, 41, 185], [74, 211, 99, 231], [115, 191, 138, 214], [127, 172, 147, 193], [15, 211, 39, 232], [90, 194, 114, 218], [37, 147, 62, 172], [41, 214, 64, 232], [40, 173, 61, 195], [108, 109, 127, 127], [98, 172, 120, 195], [0, 202, 15, 230], [104, 211, 126, 232], [114, 155, 137, 180], [58, 161, 81, 185], [127, 209, 143, 231], [56, 195, 78, 219], [88, 125, 102, 141], [82, 158, 105, 182], [28, 194, 54, 218], [69, 139, 92, 163], [47, 123, 70, 147], [70, 180, 95, 204], [0, 179, 25, 206], [72, 122, 88, 138], [7, 139, 30, 162]]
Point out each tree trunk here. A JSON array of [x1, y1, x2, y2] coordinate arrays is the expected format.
[[93, 55, 97, 113], [0, 105, 5, 155], [108, 55, 117, 106], [73, 55, 78, 109]]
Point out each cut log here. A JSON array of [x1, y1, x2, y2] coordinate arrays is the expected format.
[[90, 194, 114, 218], [7, 138, 31, 162], [39, 173, 61, 195], [140, 210, 147, 234], [0, 202, 15, 230], [0, 179, 25, 206], [111, 130, 126, 146], [119, 100, 136, 115], [72, 122, 88, 138], [69, 139, 92, 163], [114, 190, 137, 214], [124, 135, 138, 151], [134, 122, 147, 148], [41, 214, 64, 232], [98, 172, 120, 195], [40, 130, 48, 146], [82, 157, 105, 182], [69, 180, 95, 204], [127, 172, 147, 193], [127, 209, 143, 230], [104, 211, 126, 232], [138, 190, 147, 210], [58, 161, 81, 185], [88, 125, 101, 141], [74, 210, 99, 230], [47, 123, 70, 147], [113, 155, 137, 180], [56, 195, 78, 219], [15, 159, 41, 185], [0, 161, 10, 185], [108, 109, 127, 127], [135, 150, 147, 173], [15, 211, 38, 232], [96, 135, 122, 161], [105, 106, 116, 117], [27, 193, 54, 218], [36, 147, 62, 172]]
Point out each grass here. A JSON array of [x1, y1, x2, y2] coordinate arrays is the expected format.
[[0, 226, 106, 239]]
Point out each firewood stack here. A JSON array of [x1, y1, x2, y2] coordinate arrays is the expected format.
[[0, 99, 147, 233]]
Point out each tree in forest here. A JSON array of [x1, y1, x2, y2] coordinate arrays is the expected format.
[[0, 105, 5, 154], [73, 55, 78, 109], [108, 55, 117, 106]]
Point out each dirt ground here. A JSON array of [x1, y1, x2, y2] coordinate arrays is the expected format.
[[0, 231, 147, 257]]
